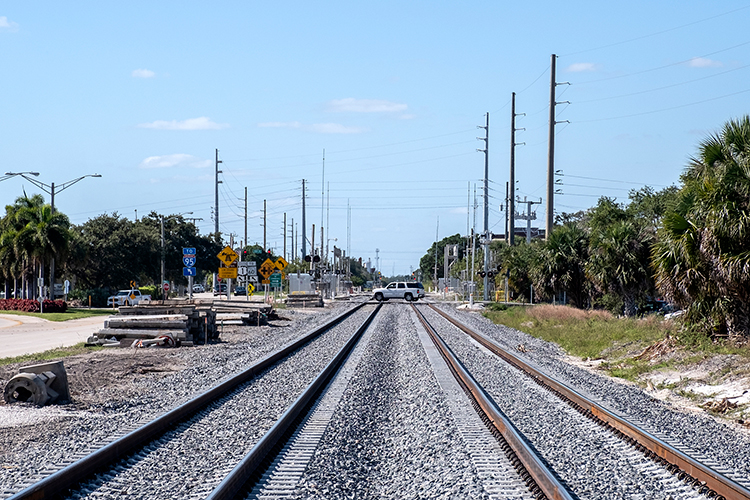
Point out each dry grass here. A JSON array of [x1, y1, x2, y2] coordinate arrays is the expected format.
[[484, 305, 666, 360], [524, 304, 613, 322]]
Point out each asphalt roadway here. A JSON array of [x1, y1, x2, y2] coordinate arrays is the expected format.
[[0, 314, 105, 359]]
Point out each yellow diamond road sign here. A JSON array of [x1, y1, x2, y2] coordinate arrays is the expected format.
[[258, 258, 277, 278], [217, 246, 239, 265], [274, 257, 288, 270]]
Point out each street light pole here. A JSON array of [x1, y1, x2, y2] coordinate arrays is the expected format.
[[5, 172, 101, 298]]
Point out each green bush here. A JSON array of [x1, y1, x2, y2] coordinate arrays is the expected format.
[[68, 288, 111, 307], [139, 285, 158, 299], [487, 302, 508, 312]]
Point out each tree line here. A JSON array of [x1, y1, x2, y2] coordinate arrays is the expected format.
[[420, 116, 750, 341], [0, 201, 376, 305]]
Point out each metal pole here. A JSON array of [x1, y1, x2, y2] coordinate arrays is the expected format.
[[302, 179, 306, 259], [283, 212, 287, 262], [263, 199, 267, 251], [215, 149, 222, 243], [160, 215, 165, 299], [482, 112, 490, 301], [510, 94, 516, 246], [244, 187, 247, 253], [49, 183, 56, 298], [546, 55, 556, 240]]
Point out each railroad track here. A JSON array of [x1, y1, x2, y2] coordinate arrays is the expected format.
[[9, 300, 750, 499], [416, 303, 750, 500], [8, 301, 376, 500]]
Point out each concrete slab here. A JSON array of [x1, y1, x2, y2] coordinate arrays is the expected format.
[[0, 314, 107, 359]]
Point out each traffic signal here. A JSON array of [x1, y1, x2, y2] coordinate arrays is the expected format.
[[479, 271, 486, 278], [313, 255, 320, 263], [305, 255, 312, 262]]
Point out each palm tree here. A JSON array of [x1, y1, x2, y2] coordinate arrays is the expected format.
[[534, 223, 590, 308], [1, 194, 71, 300], [653, 116, 750, 339], [588, 219, 653, 317]]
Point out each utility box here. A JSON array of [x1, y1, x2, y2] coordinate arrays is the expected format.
[[289, 273, 313, 293]]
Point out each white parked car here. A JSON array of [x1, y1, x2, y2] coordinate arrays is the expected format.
[[373, 282, 425, 302], [107, 289, 151, 307]]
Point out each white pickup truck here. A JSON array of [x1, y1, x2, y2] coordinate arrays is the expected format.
[[372, 282, 425, 302], [107, 289, 151, 307]]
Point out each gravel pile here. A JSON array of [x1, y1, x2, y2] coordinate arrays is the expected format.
[[294, 305, 494, 499], [433, 304, 750, 495], [0, 303, 356, 499]]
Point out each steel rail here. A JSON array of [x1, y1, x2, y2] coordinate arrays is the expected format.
[[206, 302, 382, 500], [8, 301, 370, 500], [411, 304, 574, 500], [427, 303, 750, 500]]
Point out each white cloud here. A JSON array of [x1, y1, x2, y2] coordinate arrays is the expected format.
[[132, 68, 155, 78], [258, 121, 302, 129], [0, 16, 19, 32], [257, 121, 366, 134], [326, 98, 408, 113], [139, 154, 212, 169], [137, 117, 229, 130], [310, 123, 366, 134], [689, 57, 722, 68], [566, 62, 598, 72]]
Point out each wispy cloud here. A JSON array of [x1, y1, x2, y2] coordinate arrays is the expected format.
[[132, 68, 155, 78], [258, 121, 302, 129], [688, 57, 722, 68], [0, 16, 19, 32], [326, 98, 408, 113], [137, 117, 229, 130], [258, 121, 366, 134], [139, 154, 212, 169], [310, 123, 366, 134], [566, 62, 598, 72]]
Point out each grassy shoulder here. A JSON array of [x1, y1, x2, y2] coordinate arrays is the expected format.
[[0, 308, 112, 322], [482, 304, 749, 383], [0, 342, 102, 366]]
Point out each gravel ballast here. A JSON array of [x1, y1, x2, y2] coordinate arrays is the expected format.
[[0, 303, 358, 499], [432, 303, 750, 496]]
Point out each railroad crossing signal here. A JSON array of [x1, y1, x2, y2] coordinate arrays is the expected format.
[[217, 246, 239, 265]]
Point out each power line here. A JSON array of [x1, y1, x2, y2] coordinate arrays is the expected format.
[[577, 87, 750, 123], [562, 6, 750, 57]]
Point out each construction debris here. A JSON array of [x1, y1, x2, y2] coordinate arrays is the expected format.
[[88, 298, 278, 349], [285, 292, 324, 308], [4, 361, 70, 406]]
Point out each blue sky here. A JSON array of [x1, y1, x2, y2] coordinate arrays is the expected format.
[[1, 2, 748, 276]]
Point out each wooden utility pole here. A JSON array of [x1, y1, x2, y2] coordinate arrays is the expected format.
[[546, 55, 556, 240]]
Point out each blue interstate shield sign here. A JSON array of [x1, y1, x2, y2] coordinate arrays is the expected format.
[[183, 256, 196, 267]]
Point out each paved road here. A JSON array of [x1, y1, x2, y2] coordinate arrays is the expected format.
[[0, 314, 107, 359]]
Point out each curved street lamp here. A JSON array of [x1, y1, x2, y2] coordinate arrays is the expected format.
[[5, 172, 102, 299]]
